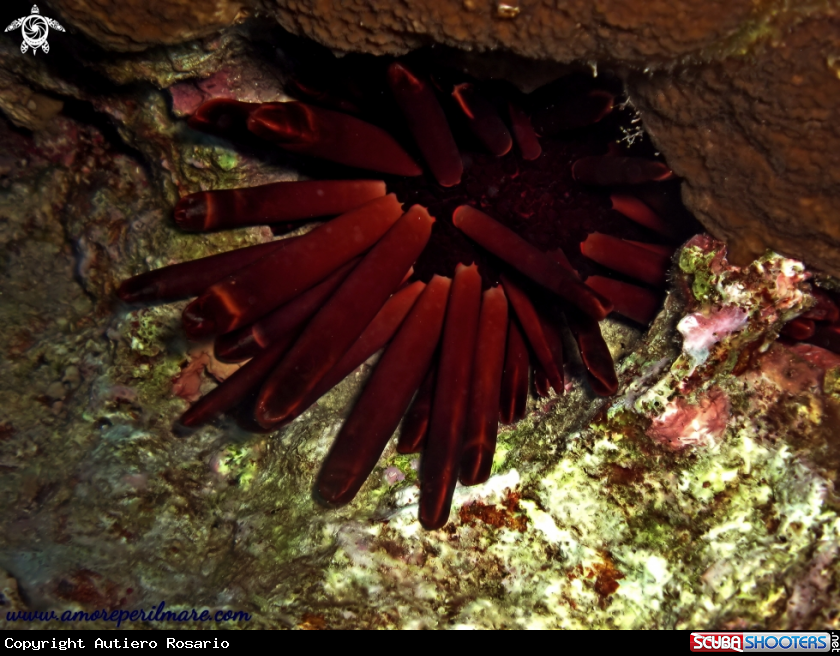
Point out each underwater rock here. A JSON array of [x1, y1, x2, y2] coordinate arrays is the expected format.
[[43, 0, 840, 276], [1, 15, 840, 629], [629, 14, 840, 277], [52, 0, 245, 52]]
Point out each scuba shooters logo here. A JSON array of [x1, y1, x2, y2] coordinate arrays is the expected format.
[[690, 632, 834, 653], [692, 634, 745, 652], [5, 5, 64, 54]]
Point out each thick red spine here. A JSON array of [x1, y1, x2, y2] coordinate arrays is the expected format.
[[117, 240, 286, 304], [299, 281, 426, 410], [802, 290, 840, 323], [549, 249, 618, 397], [507, 101, 541, 161], [584, 276, 662, 325], [213, 258, 359, 362], [499, 317, 529, 424], [187, 98, 255, 140], [397, 364, 437, 454], [420, 264, 482, 530], [452, 84, 512, 157], [534, 295, 567, 394], [572, 156, 673, 185], [782, 317, 816, 341], [255, 206, 435, 428], [580, 232, 671, 288], [174, 180, 386, 231], [500, 273, 564, 394], [387, 62, 463, 187], [182, 195, 404, 339], [284, 76, 361, 115], [460, 286, 509, 486], [177, 337, 292, 429], [247, 102, 422, 176], [316, 276, 451, 506], [452, 205, 612, 320], [564, 307, 619, 396], [533, 363, 551, 398], [625, 240, 675, 258], [610, 194, 675, 238]]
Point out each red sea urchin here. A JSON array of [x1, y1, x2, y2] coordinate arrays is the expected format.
[[118, 57, 699, 529]]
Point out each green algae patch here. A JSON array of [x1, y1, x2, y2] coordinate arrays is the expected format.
[[213, 440, 266, 490], [679, 244, 716, 302]]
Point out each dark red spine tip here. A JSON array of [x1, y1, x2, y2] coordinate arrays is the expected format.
[[584, 276, 662, 325], [572, 156, 674, 186], [580, 232, 671, 288], [247, 102, 317, 146], [178, 338, 291, 429], [781, 317, 816, 341], [499, 318, 529, 425], [451, 83, 513, 158], [117, 275, 159, 304], [397, 364, 436, 454], [610, 193, 675, 238], [249, 102, 422, 177], [501, 273, 563, 395], [213, 329, 260, 363], [188, 98, 256, 139], [802, 289, 840, 323], [173, 193, 210, 231], [182, 298, 218, 341], [507, 100, 542, 161], [533, 364, 551, 398]]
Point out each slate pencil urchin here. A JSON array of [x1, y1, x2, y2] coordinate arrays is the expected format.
[[118, 57, 701, 529]]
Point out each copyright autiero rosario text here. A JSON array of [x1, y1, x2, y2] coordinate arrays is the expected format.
[[4, 638, 232, 650]]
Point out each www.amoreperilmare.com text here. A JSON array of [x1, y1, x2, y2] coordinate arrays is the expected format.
[[5, 600, 251, 629]]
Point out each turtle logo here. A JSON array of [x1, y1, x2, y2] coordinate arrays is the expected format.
[[5, 5, 65, 55]]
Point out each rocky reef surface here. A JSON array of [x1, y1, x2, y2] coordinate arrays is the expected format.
[[37, 0, 840, 278], [1, 13, 839, 629]]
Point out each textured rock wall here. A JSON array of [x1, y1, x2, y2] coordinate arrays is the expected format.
[[266, 0, 764, 63], [630, 14, 840, 271], [52, 0, 246, 51], [48, 0, 840, 274]]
